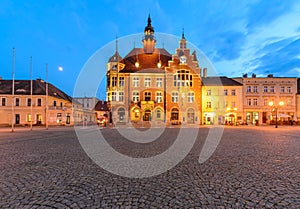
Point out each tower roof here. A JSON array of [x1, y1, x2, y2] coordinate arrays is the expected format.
[[108, 51, 122, 62], [144, 14, 154, 34]]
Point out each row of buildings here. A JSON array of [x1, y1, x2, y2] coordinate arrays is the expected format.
[[1, 16, 299, 127], [106, 15, 300, 126]]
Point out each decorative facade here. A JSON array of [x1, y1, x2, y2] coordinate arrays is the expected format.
[[0, 79, 74, 126], [106, 15, 202, 126]]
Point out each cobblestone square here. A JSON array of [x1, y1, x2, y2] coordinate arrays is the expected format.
[[0, 126, 299, 208]]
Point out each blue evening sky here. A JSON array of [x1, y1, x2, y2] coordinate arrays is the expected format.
[[1, 0, 300, 98]]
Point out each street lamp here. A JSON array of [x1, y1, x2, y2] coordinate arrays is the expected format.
[[269, 101, 284, 128]]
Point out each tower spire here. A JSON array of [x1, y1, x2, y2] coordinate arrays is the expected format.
[[115, 34, 118, 53], [182, 28, 185, 40]]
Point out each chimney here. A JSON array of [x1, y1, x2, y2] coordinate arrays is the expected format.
[[252, 73, 256, 78], [243, 73, 248, 78], [267, 74, 273, 78], [203, 68, 207, 78]]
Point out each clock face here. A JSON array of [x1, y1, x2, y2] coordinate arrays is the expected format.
[[180, 56, 187, 64]]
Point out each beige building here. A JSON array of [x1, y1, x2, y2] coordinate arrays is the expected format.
[[106, 15, 202, 126], [72, 97, 98, 125], [0, 79, 74, 126], [202, 76, 243, 125], [234, 74, 298, 125]]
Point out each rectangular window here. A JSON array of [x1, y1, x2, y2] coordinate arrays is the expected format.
[[224, 89, 228, 96], [206, 101, 211, 108], [112, 77, 117, 87], [207, 89, 211, 96], [156, 77, 163, 87], [111, 92, 117, 101], [27, 98, 31, 106], [144, 77, 151, 87], [1, 98, 6, 106], [253, 98, 258, 106], [27, 114, 32, 122], [53, 101, 57, 107], [270, 86, 274, 93], [247, 86, 251, 93], [247, 98, 251, 106], [15, 98, 20, 106], [107, 77, 110, 87], [132, 91, 139, 102], [280, 86, 285, 93], [144, 92, 151, 101], [37, 98, 42, 106], [133, 77, 139, 87], [263, 99, 268, 106], [187, 92, 194, 103], [231, 89, 236, 96], [156, 92, 163, 103], [118, 92, 124, 102], [119, 77, 124, 87], [60, 102, 63, 107], [287, 86, 291, 93], [287, 99, 292, 106], [253, 86, 258, 93], [174, 70, 191, 87], [263, 86, 268, 92], [172, 92, 179, 103]]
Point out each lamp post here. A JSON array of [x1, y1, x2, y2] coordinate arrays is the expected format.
[[268, 101, 284, 128], [45, 64, 48, 130]]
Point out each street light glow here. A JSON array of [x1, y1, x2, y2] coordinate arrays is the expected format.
[[279, 101, 284, 106], [268, 101, 274, 106]]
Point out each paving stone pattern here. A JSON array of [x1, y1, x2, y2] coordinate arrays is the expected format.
[[0, 126, 299, 208]]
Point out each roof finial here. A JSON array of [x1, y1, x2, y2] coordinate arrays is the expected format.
[[148, 13, 151, 26], [115, 34, 118, 53], [182, 28, 185, 39]]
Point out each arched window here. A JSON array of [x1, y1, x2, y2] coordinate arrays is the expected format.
[[118, 107, 125, 122]]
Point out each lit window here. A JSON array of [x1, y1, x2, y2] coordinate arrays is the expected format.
[[156, 77, 163, 87], [111, 77, 117, 87], [118, 92, 124, 102], [111, 92, 117, 101], [187, 92, 194, 103], [207, 101, 211, 108], [26, 114, 32, 122], [156, 92, 163, 103], [172, 92, 178, 102], [119, 77, 125, 87], [144, 77, 151, 87], [132, 91, 139, 102], [174, 70, 192, 87], [133, 77, 139, 87]]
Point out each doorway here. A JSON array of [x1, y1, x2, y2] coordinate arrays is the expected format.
[[15, 114, 20, 124]]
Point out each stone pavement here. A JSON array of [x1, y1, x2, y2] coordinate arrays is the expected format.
[[0, 126, 299, 208]]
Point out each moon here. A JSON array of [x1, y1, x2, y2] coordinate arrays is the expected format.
[[58, 66, 63, 71]]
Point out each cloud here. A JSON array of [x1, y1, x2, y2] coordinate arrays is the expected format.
[[212, 1, 300, 77]]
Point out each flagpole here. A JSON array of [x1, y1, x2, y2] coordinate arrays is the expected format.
[[45, 63, 48, 130], [30, 56, 33, 131], [11, 48, 15, 132]]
